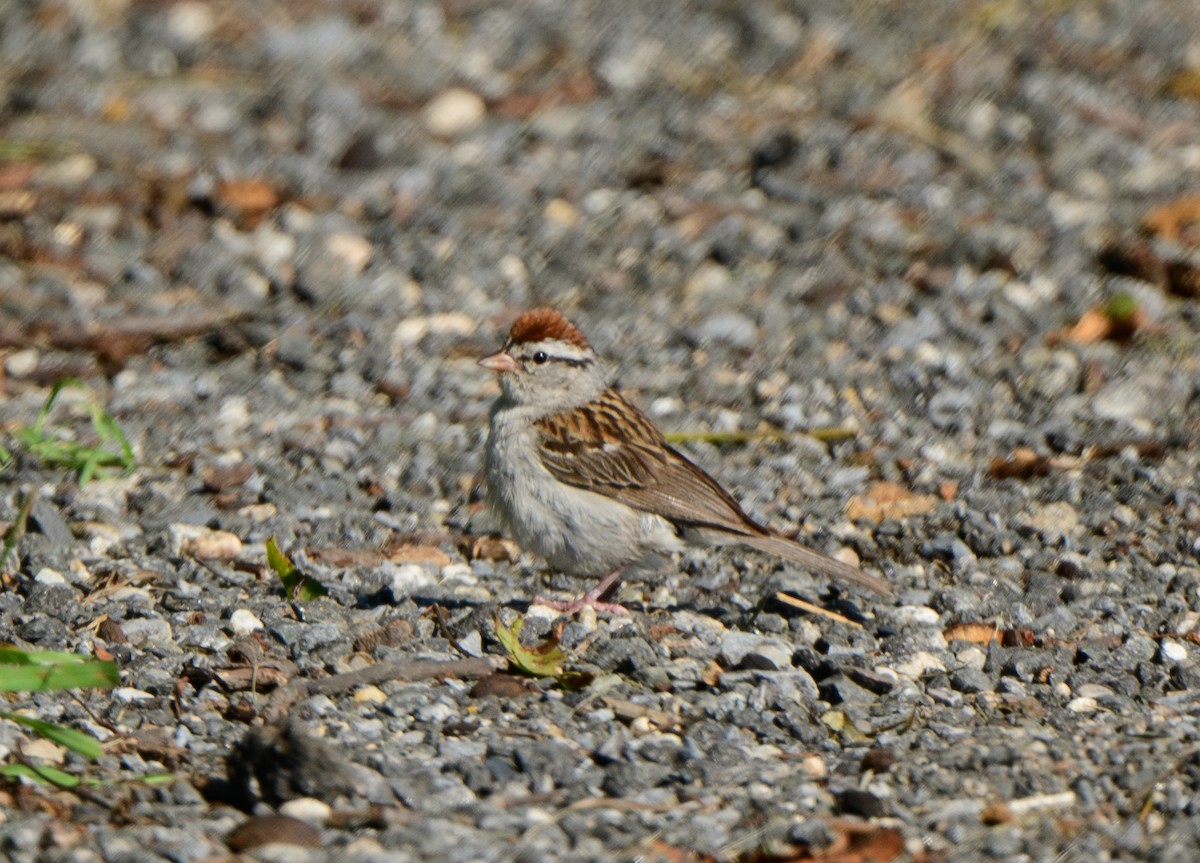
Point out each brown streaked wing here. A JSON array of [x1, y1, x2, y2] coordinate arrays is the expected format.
[[535, 389, 766, 536]]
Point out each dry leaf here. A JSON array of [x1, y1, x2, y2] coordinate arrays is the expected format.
[[200, 461, 255, 492], [470, 534, 519, 562], [305, 546, 384, 567], [980, 802, 1014, 825], [470, 672, 537, 698], [845, 481, 938, 523], [216, 177, 278, 223], [1060, 307, 1113, 344], [944, 623, 1037, 648], [1166, 68, 1200, 101], [988, 447, 1052, 480], [1143, 195, 1200, 242], [387, 543, 452, 567], [944, 622, 1001, 645], [226, 814, 321, 852]]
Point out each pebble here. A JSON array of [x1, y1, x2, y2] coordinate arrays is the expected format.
[[34, 568, 67, 585], [1159, 640, 1188, 664], [229, 609, 264, 636], [278, 798, 333, 826], [1067, 696, 1101, 714], [169, 524, 243, 561], [120, 618, 173, 645], [1, 3, 1196, 861], [422, 88, 486, 138]]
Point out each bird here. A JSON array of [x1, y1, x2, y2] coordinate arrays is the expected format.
[[478, 308, 892, 613]]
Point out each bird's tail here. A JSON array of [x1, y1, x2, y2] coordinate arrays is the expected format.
[[741, 533, 893, 596]]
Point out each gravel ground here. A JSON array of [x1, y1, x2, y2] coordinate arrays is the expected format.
[[2, 1, 1200, 861]]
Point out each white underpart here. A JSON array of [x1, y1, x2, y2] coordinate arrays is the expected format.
[[485, 401, 683, 577]]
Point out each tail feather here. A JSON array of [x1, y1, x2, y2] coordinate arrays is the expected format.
[[741, 533, 892, 596]]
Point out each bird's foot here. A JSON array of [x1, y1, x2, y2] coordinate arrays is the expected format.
[[532, 568, 629, 616]]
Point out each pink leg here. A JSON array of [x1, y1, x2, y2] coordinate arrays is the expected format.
[[533, 568, 630, 615]]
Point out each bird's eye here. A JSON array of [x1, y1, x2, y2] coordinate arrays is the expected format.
[[532, 351, 548, 364]]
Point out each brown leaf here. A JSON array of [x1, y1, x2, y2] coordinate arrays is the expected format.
[[944, 622, 1001, 645], [470, 672, 537, 699], [1059, 307, 1113, 344], [1166, 67, 1200, 101], [96, 618, 128, 644], [1143, 194, 1200, 242], [227, 814, 321, 852], [980, 802, 1013, 825], [216, 177, 279, 224], [845, 481, 938, 523], [945, 623, 1038, 648], [1000, 627, 1037, 648], [469, 534, 519, 562], [988, 447, 1052, 480], [200, 461, 255, 492], [386, 543, 452, 567]]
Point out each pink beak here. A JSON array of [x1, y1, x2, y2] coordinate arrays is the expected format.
[[478, 351, 517, 373]]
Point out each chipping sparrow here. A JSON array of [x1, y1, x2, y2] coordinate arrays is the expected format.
[[479, 308, 891, 613]]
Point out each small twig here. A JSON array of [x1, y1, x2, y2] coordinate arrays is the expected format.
[[774, 592, 863, 628], [430, 605, 473, 658]]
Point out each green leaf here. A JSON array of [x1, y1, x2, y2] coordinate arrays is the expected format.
[[0, 647, 97, 666], [0, 762, 81, 787], [494, 616, 591, 689], [266, 537, 327, 601], [0, 712, 101, 759], [1104, 292, 1140, 323], [0, 657, 118, 692]]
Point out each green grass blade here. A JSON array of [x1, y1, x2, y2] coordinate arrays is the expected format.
[[0, 712, 102, 759], [0, 762, 81, 787], [0, 647, 96, 666], [0, 658, 118, 692]]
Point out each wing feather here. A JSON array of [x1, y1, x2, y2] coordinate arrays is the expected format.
[[536, 390, 765, 535], [535, 389, 893, 596]]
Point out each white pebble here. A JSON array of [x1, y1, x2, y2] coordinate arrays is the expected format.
[[34, 568, 67, 585], [325, 232, 372, 273], [1066, 696, 1100, 714], [1160, 639, 1188, 663], [389, 563, 436, 595], [422, 88, 486, 138], [279, 797, 333, 825], [168, 524, 243, 561], [166, 1, 215, 44], [229, 609, 264, 636], [112, 687, 154, 703]]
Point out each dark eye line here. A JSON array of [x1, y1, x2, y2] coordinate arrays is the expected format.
[[522, 351, 592, 368]]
